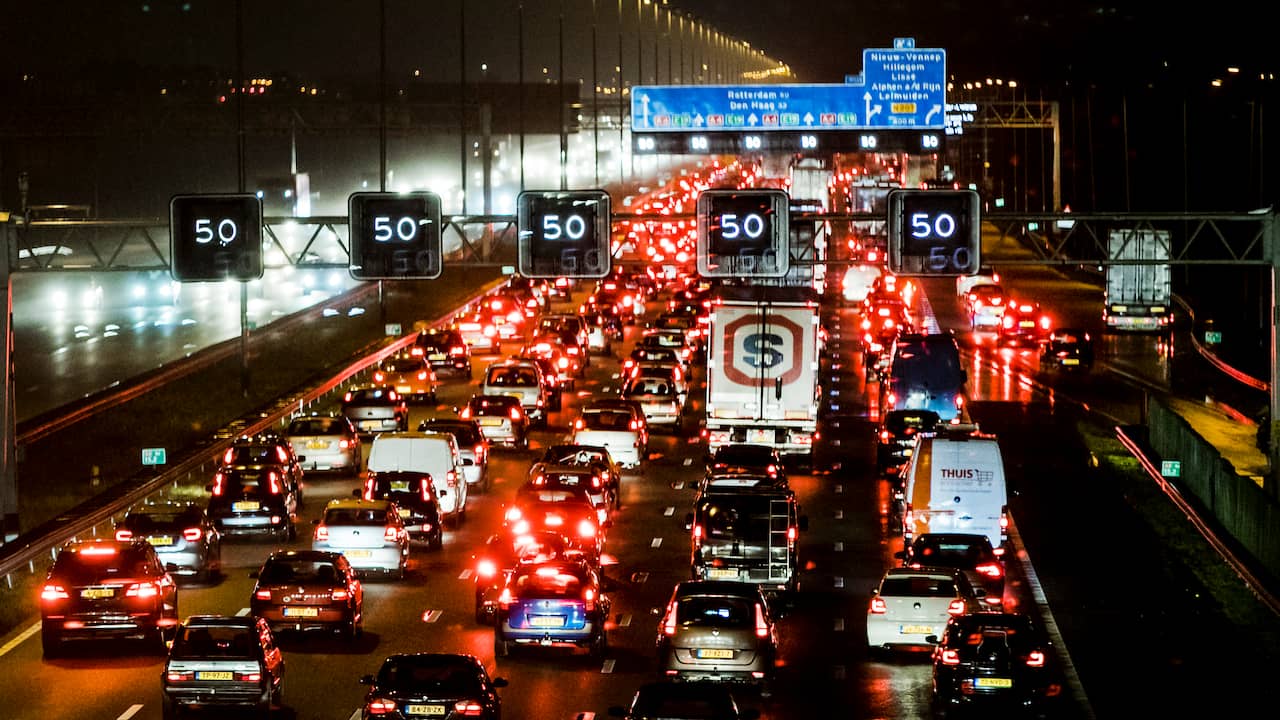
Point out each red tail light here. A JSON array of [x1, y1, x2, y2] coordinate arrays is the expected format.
[[331, 588, 350, 601], [255, 588, 272, 600], [591, 475, 602, 489], [211, 472, 225, 496], [268, 471, 281, 495], [384, 526, 400, 542], [460, 406, 472, 419], [630, 420, 640, 430], [477, 559, 498, 578], [1026, 650, 1047, 667], [947, 599, 967, 615], [692, 524, 703, 540], [183, 527, 203, 542], [879, 430, 890, 442], [754, 603, 770, 638], [955, 395, 965, 409], [939, 648, 961, 665], [509, 408, 523, 421], [886, 392, 897, 407], [364, 476, 375, 501], [869, 596, 887, 614], [583, 588, 597, 611], [662, 602, 677, 635], [454, 701, 485, 717], [787, 526, 797, 542], [411, 347, 424, 356], [577, 519, 597, 538], [505, 507, 523, 523], [314, 525, 329, 542], [373, 371, 385, 383], [975, 562, 1004, 579], [114, 529, 133, 541], [339, 439, 352, 450], [574, 418, 584, 431], [498, 588, 513, 609], [41, 584, 70, 601], [418, 370, 428, 381], [166, 671, 195, 682], [367, 698, 397, 715], [223, 448, 235, 464], [450, 345, 466, 356], [126, 582, 159, 599]]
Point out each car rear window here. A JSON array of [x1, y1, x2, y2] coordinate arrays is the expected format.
[[381, 358, 425, 373], [880, 576, 958, 597], [624, 378, 674, 397], [123, 511, 193, 530], [914, 539, 996, 565], [582, 410, 632, 430], [324, 507, 391, 525], [224, 445, 287, 465], [423, 423, 481, 444], [348, 389, 396, 403], [170, 624, 260, 659], [697, 496, 776, 540], [675, 595, 753, 628], [54, 547, 156, 582], [471, 397, 519, 414], [512, 566, 586, 598], [258, 559, 341, 585], [287, 418, 344, 435], [376, 658, 480, 694], [486, 367, 538, 387]]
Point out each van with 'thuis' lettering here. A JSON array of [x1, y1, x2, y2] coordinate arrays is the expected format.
[[902, 429, 1009, 554]]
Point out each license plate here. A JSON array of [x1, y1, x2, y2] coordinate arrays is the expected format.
[[528, 615, 565, 628], [747, 429, 773, 443], [1019, 321, 1035, 328], [345, 550, 373, 559], [196, 671, 234, 681], [147, 536, 174, 546], [397, 508, 412, 518], [975, 677, 1013, 688], [391, 480, 411, 492], [396, 385, 412, 393], [696, 648, 734, 659], [707, 568, 738, 579], [283, 607, 319, 618], [428, 353, 446, 361], [233, 501, 260, 512], [360, 420, 384, 430], [1062, 358, 1080, 366], [900, 625, 934, 635], [307, 439, 330, 449], [81, 587, 114, 599], [405, 705, 447, 716], [479, 417, 503, 427]]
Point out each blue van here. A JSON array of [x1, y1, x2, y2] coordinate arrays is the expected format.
[[885, 333, 968, 421]]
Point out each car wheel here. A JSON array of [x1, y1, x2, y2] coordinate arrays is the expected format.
[[494, 630, 511, 657], [161, 698, 180, 720], [589, 631, 608, 659], [285, 522, 297, 542], [40, 628, 62, 659], [430, 528, 444, 551], [270, 681, 284, 708]]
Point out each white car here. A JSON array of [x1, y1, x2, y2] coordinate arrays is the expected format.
[[626, 361, 689, 407], [865, 567, 985, 654], [956, 266, 999, 298], [842, 264, 884, 304], [571, 403, 645, 469], [311, 498, 410, 579]]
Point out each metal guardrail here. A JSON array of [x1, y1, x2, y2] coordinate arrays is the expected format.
[[0, 275, 506, 585]]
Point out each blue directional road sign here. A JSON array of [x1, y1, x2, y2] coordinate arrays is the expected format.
[[632, 46, 945, 132]]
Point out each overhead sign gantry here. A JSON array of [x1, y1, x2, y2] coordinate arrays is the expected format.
[[632, 40, 945, 155]]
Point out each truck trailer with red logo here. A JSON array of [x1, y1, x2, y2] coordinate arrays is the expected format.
[[704, 286, 821, 462]]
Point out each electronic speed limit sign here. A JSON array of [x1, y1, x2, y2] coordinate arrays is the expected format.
[[696, 189, 790, 278], [517, 190, 612, 279], [169, 193, 263, 282], [887, 189, 981, 276], [348, 191, 444, 280]]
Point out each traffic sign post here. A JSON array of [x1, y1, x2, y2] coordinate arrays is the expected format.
[[696, 189, 790, 278], [169, 194, 264, 282], [141, 448, 167, 466], [517, 190, 611, 279], [887, 189, 981, 276], [348, 191, 444, 280]]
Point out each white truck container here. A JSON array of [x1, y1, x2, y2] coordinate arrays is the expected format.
[[788, 158, 834, 212], [704, 286, 820, 462], [902, 431, 1009, 552], [1103, 228, 1173, 332]]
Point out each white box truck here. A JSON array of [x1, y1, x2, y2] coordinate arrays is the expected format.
[[1103, 228, 1173, 332], [704, 286, 821, 463], [902, 430, 1009, 552]]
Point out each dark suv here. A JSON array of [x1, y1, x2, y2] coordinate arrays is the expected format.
[[413, 327, 473, 376], [114, 501, 222, 584], [358, 471, 444, 549], [220, 433, 305, 506], [206, 466, 300, 541], [40, 539, 179, 657]]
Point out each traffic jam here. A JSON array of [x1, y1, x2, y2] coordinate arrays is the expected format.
[[23, 163, 1081, 720]]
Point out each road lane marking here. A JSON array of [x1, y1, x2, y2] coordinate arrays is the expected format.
[[673, 481, 684, 489], [663, 506, 675, 516], [686, 437, 699, 444], [348, 710, 362, 720], [683, 458, 693, 466], [834, 509, 844, 520], [117, 705, 143, 720], [577, 713, 597, 719], [600, 659, 616, 674], [619, 614, 632, 627], [834, 618, 845, 631], [834, 541, 844, 552], [834, 576, 845, 588], [0, 622, 40, 658], [422, 610, 443, 623], [650, 537, 663, 548], [458, 569, 474, 580], [834, 484, 844, 494], [236, 607, 251, 616]]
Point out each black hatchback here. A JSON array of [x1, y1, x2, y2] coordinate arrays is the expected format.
[[930, 612, 1063, 716], [359, 653, 507, 720], [206, 467, 299, 541], [413, 328, 473, 376], [359, 471, 444, 549], [876, 409, 941, 477]]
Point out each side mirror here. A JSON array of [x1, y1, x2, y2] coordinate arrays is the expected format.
[[684, 512, 694, 531], [438, 490, 448, 498], [462, 458, 475, 466], [492, 677, 509, 688]]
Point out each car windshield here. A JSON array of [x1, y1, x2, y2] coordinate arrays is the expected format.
[[381, 358, 424, 373], [224, 444, 287, 465], [880, 575, 958, 597], [511, 565, 586, 598], [170, 624, 259, 659], [422, 423, 480, 444], [913, 538, 997, 565], [376, 657, 481, 694], [486, 367, 538, 387], [257, 559, 341, 585], [675, 595, 753, 628], [123, 510, 195, 530], [287, 417, 345, 435]]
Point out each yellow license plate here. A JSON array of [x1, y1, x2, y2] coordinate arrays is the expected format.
[[528, 616, 565, 628], [428, 353, 446, 361], [196, 671, 234, 681], [975, 677, 1013, 688], [479, 417, 503, 427], [283, 606, 319, 618], [147, 536, 174, 546], [900, 625, 934, 635], [233, 501, 260, 512], [81, 587, 114, 599], [397, 508, 412, 518], [1019, 321, 1035, 327], [307, 439, 330, 449], [1062, 358, 1080, 366], [406, 705, 447, 716], [345, 550, 373, 558], [707, 568, 738, 579], [697, 648, 734, 659], [396, 385, 412, 393], [391, 480, 411, 492]]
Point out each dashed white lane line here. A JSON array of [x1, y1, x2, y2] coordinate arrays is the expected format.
[[650, 537, 663, 548], [834, 509, 844, 520], [117, 705, 143, 720], [835, 484, 844, 494], [422, 610, 443, 623], [600, 659, 616, 674], [673, 481, 685, 489], [458, 569, 474, 580], [663, 506, 675, 516], [236, 607, 251, 617], [834, 541, 844, 552], [0, 622, 40, 658], [834, 618, 845, 631], [619, 614, 632, 627], [683, 458, 693, 466], [348, 709, 362, 720], [833, 665, 847, 680], [834, 576, 845, 589]]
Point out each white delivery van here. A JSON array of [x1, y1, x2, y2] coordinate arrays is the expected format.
[[902, 431, 1008, 552], [366, 432, 468, 523]]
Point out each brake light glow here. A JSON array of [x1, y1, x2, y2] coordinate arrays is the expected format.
[[869, 596, 887, 614], [268, 471, 281, 495], [947, 599, 967, 615], [41, 584, 70, 601], [505, 507, 523, 523], [692, 524, 703, 540], [975, 562, 1004, 578], [255, 588, 272, 600], [314, 525, 329, 542], [498, 588, 513, 609], [80, 545, 117, 556], [364, 476, 376, 500], [583, 587, 597, 611], [755, 603, 770, 638], [374, 371, 385, 383], [454, 701, 485, 716], [331, 588, 350, 601], [166, 671, 195, 682], [211, 472, 225, 496], [114, 529, 133, 541], [477, 559, 498, 578], [367, 698, 398, 715], [662, 602, 677, 635], [577, 519, 597, 538], [1027, 650, 1046, 667], [126, 582, 159, 599], [939, 648, 961, 665], [183, 527, 203, 542], [787, 526, 797, 542], [384, 526, 400, 542]]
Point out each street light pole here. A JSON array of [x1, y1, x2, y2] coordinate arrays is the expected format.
[[559, 0, 568, 191], [592, 0, 600, 187], [518, 2, 525, 190], [459, 0, 468, 213]]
